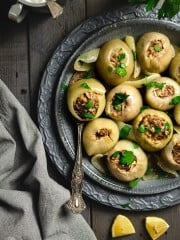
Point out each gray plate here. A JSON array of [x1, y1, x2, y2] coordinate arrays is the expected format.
[[38, 4, 180, 210]]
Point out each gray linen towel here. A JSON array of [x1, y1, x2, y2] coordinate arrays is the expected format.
[[0, 79, 97, 240]]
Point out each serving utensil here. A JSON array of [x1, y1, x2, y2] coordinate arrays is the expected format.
[[66, 122, 86, 213], [8, 0, 63, 22], [47, 0, 63, 18]]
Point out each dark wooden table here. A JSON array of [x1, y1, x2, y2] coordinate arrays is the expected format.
[[0, 1, 179, 239]]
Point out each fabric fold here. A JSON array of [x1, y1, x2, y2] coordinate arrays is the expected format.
[[0, 79, 97, 240]]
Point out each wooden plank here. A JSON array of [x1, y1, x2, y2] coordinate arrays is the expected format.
[[91, 202, 180, 240], [0, 1, 30, 112], [28, 0, 86, 120], [86, 0, 129, 17], [27, 0, 91, 223]]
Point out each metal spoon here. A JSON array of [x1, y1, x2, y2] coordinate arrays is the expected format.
[[66, 122, 86, 213]]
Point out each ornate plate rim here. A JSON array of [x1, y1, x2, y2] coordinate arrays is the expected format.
[[37, 4, 180, 210]]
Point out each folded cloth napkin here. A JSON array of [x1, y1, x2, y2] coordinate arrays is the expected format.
[[0, 79, 97, 240]]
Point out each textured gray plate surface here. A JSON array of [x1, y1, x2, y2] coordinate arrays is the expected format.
[[38, 4, 180, 210]]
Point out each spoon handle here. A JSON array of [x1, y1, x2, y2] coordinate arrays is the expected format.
[[67, 122, 86, 213]]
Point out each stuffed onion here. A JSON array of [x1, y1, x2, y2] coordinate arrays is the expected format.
[[96, 39, 134, 86], [169, 52, 180, 84], [105, 84, 143, 122], [174, 104, 180, 125], [133, 109, 173, 152], [136, 32, 174, 74], [82, 118, 119, 156], [159, 134, 180, 171], [106, 140, 148, 182], [145, 77, 180, 111], [67, 78, 106, 121]]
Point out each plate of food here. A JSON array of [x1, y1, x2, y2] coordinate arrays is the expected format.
[[38, 4, 180, 210]]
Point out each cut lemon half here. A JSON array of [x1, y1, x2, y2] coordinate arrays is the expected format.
[[111, 214, 135, 238], [145, 216, 169, 240]]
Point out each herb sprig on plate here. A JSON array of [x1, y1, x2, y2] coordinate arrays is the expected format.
[[128, 0, 180, 19]]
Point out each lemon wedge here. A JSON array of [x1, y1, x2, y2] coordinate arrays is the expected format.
[[145, 216, 169, 240], [111, 214, 135, 238]]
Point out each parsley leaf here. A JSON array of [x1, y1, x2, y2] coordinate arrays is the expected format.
[[85, 69, 95, 79], [154, 126, 161, 134], [120, 151, 135, 165], [111, 151, 119, 158], [158, 0, 180, 19], [121, 202, 131, 209], [128, 0, 180, 19], [140, 105, 149, 112], [61, 83, 68, 91], [114, 105, 122, 111], [120, 125, 131, 139], [115, 63, 127, 77], [81, 82, 91, 89], [144, 81, 165, 89], [146, 0, 158, 11], [84, 100, 94, 109], [165, 122, 171, 131], [169, 96, 180, 105], [113, 93, 129, 106], [137, 124, 149, 133], [153, 44, 162, 52], [117, 53, 126, 61], [132, 141, 139, 149], [129, 178, 140, 188], [82, 112, 95, 119]]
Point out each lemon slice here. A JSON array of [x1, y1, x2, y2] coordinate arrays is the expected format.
[[145, 216, 169, 240], [111, 214, 135, 238]]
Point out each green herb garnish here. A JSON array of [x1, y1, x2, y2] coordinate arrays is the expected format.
[[128, 0, 180, 19], [120, 125, 131, 139], [169, 96, 180, 105], [114, 105, 122, 111], [117, 53, 126, 61], [85, 69, 95, 79], [137, 124, 149, 133], [165, 122, 171, 131], [84, 100, 94, 109], [113, 93, 129, 106], [129, 178, 140, 188], [81, 82, 91, 89], [82, 112, 95, 119], [120, 151, 135, 166], [154, 126, 161, 134], [61, 83, 68, 91], [121, 202, 131, 209], [144, 81, 165, 89], [140, 105, 149, 112], [115, 63, 127, 77], [153, 44, 162, 52], [111, 151, 119, 158], [132, 141, 139, 149]]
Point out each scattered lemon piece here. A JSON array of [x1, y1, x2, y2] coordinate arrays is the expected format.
[[145, 216, 169, 240], [111, 214, 135, 238]]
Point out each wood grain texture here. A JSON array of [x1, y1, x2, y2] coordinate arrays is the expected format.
[[0, 1, 30, 111], [28, 0, 86, 120]]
